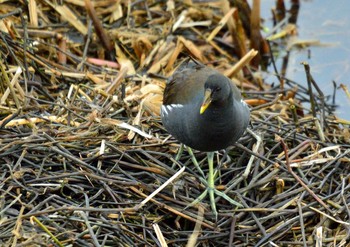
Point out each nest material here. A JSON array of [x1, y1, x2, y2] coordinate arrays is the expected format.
[[0, 0, 350, 246]]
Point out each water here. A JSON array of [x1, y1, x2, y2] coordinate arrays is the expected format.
[[259, 0, 350, 119]]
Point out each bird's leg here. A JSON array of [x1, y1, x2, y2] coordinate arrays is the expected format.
[[182, 147, 208, 212], [185, 150, 242, 220], [213, 150, 243, 208], [183, 151, 218, 219], [186, 147, 205, 178], [172, 144, 185, 169], [213, 190, 242, 207], [208, 152, 242, 218], [207, 151, 218, 219], [175, 144, 184, 161]]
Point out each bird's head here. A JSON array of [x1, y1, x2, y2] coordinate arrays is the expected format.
[[200, 74, 231, 114]]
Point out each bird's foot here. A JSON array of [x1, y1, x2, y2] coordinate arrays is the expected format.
[[185, 187, 242, 221]]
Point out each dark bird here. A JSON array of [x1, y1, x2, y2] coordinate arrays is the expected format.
[[161, 60, 250, 218]]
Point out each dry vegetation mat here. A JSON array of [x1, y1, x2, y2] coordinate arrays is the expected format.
[[0, 0, 349, 246]]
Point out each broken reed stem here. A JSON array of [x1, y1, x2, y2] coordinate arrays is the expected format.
[[134, 166, 186, 210], [302, 62, 316, 118], [0, 59, 21, 109], [224, 49, 258, 78]]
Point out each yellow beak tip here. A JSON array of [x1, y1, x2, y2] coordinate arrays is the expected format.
[[200, 104, 209, 114], [200, 88, 212, 114]]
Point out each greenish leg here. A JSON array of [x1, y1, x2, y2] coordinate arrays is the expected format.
[[214, 190, 242, 207], [184, 149, 242, 220], [182, 147, 207, 211], [207, 152, 218, 219], [184, 189, 208, 210], [171, 144, 185, 169], [185, 152, 218, 219], [175, 144, 184, 161], [186, 147, 205, 178]]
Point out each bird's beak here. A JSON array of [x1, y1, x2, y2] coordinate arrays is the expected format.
[[200, 88, 212, 114]]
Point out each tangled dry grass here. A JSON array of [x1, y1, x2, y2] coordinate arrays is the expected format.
[[0, 0, 349, 246]]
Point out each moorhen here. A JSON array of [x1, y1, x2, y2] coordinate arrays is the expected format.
[[161, 60, 250, 218]]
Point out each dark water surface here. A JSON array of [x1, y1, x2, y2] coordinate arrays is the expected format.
[[259, 0, 350, 119]]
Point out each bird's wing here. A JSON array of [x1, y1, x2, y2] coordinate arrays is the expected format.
[[163, 62, 216, 105]]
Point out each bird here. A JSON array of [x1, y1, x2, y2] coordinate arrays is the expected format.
[[161, 60, 250, 218]]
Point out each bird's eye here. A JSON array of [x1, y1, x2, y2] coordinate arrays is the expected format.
[[215, 87, 221, 92]]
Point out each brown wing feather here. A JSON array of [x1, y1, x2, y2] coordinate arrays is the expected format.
[[163, 62, 217, 105]]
